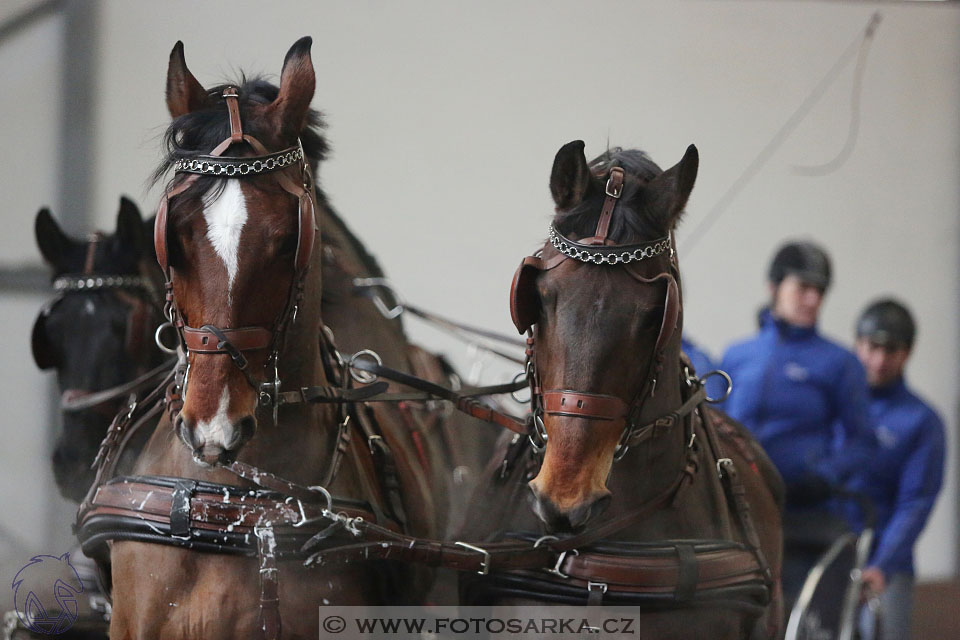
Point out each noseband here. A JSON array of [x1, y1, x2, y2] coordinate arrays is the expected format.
[[154, 87, 319, 424], [509, 167, 685, 458]]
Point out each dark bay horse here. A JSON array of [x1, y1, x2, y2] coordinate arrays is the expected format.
[[33, 199, 166, 501], [105, 39, 459, 639], [464, 142, 785, 639]]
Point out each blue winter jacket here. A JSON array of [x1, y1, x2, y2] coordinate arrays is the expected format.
[[845, 377, 945, 577], [681, 336, 728, 401], [719, 310, 875, 488]]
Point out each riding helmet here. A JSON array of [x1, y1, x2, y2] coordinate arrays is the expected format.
[[856, 298, 916, 349], [768, 240, 832, 291]]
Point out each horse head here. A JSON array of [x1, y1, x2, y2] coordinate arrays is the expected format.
[[156, 38, 324, 466], [517, 140, 698, 531], [33, 198, 162, 501]]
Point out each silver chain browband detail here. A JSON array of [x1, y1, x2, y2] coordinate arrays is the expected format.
[[548, 225, 673, 265], [53, 275, 151, 293], [173, 146, 303, 177]]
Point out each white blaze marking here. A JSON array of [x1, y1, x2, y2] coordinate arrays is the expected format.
[[195, 387, 235, 451], [202, 180, 248, 301]]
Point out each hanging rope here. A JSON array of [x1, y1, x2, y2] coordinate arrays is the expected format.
[[680, 12, 882, 256], [792, 13, 881, 176]]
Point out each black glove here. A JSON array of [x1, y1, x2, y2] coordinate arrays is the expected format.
[[786, 474, 834, 507]]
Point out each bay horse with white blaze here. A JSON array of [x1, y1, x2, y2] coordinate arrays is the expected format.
[[95, 38, 450, 640], [462, 142, 785, 639]]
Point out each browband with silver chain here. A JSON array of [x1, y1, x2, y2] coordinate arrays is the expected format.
[[548, 225, 673, 265], [173, 146, 303, 177], [53, 275, 152, 293]]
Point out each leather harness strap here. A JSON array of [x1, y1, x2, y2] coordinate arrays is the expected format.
[[542, 390, 629, 424], [591, 166, 623, 243], [182, 326, 273, 353], [223, 87, 243, 142], [83, 234, 103, 275]]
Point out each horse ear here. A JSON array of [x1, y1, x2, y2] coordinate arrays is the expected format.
[[550, 140, 592, 210], [266, 36, 315, 138], [166, 41, 209, 118], [116, 196, 146, 258], [35, 208, 70, 268], [643, 144, 698, 228]]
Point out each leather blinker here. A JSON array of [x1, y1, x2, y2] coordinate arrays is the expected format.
[[31, 306, 56, 370], [509, 256, 541, 334]]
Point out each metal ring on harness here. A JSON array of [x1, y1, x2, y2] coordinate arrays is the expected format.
[[154, 321, 179, 354], [348, 349, 384, 384], [528, 413, 547, 452], [510, 371, 531, 404], [291, 485, 334, 528], [700, 370, 733, 403]]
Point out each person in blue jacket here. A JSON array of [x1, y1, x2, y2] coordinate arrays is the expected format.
[[719, 240, 876, 607], [681, 336, 728, 401], [849, 299, 945, 640]]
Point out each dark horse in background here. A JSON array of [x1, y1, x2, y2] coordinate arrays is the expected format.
[[32, 199, 166, 502], [463, 142, 785, 639], [98, 38, 496, 639]]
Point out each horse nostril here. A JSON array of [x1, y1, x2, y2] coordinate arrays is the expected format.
[[175, 415, 196, 449]]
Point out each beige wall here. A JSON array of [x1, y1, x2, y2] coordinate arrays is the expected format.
[[3, 0, 958, 580]]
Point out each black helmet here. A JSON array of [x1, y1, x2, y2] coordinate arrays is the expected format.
[[856, 298, 915, 349], [768, 240, 832, 290]]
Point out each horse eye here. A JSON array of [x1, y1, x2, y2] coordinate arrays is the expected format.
[[277, 233, 298, 257]]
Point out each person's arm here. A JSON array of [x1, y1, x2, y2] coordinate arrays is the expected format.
[[869, 412, 946, 577], [814, 355, 874, 484]]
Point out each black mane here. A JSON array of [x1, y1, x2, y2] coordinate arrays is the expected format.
[[553, 148, 668, 244]]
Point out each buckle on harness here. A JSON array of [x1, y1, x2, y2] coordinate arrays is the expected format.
[[716, 457, 734, 479], [605, 175, 623, 198], [545, 549, 578, 579], [455, 541, 491, 575], [587, 581, 608, 594]]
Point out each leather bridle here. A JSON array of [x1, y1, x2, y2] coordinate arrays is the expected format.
[[153, 87, 318, 425], [509, 167, 690, 458], [33, 233, 168, 414]]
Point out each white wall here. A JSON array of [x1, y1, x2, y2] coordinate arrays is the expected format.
[[4, 0, 957, 580], [0, 7, 78, 584]]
